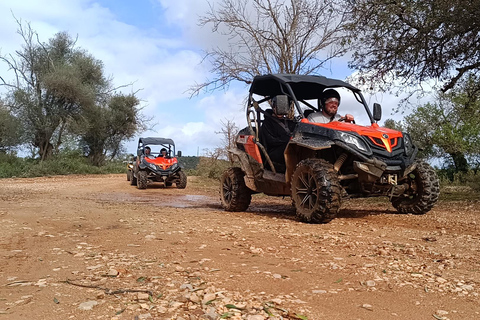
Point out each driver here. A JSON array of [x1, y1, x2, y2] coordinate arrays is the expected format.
[[158, 148, 168, 158], [144, 146, 151, 156], [307, 89, 354, 123]]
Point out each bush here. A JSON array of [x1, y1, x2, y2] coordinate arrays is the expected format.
[[0, 153, 29, 178], [0, 153, 125, 178], [192, 157, 232, 180], [465, 170, 480, 192], [178, 156, 200, 171], [437, 168, 480, 193]]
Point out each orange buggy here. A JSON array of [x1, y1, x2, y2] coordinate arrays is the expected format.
[[130, 137, 186, 189]]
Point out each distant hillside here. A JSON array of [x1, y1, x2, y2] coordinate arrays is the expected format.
[[178, 156, 200, 170]]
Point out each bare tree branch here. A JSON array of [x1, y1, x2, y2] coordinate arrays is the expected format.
[[190, 0, 350, 97]]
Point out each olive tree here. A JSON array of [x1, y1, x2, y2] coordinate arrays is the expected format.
[[0, 99, 24, 152], [77, 94, 147, 166], [347, 0, 480, 93], [399, 74, 480, 172]]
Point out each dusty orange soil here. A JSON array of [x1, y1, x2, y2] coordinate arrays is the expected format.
[[0, 174, 479, 320]]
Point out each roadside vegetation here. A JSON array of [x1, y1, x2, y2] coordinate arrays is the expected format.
[[0, 152, 125, 178]]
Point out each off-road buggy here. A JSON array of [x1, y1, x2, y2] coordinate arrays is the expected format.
[[220, 74, 439, 223], [130, 137, 187, 189]]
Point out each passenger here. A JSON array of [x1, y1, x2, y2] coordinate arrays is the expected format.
[[259, 96, 296, 172], [308, 89, 354, 123], [144, 146, 151, 156]]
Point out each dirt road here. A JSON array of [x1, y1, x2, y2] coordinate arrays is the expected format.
[[0, 174, 479, 320]]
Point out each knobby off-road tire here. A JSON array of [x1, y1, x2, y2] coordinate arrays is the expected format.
[[291, 159, 342, 223], [220, 167, 252, 212], [391, 160, 440, 214], [127, 170, 131, 181], [130, 169, 137, 186], [176, 171, 187, 189], [137, 170, 148, 189]]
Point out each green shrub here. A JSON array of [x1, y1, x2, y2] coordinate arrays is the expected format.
[[465, 170, 480, 192], [0, 153, 125, 178], [0, 153, 28, 178], [193, 157, 231, 180], [437, 168, 480, 193]]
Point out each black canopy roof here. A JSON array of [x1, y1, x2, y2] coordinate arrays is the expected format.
[[138, 137, 175, 146], [249, 74, 360, 100]]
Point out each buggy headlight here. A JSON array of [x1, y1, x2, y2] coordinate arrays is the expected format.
[[403, 132, 414, 156], [337, 132, 371, 154], [170, 163, 178, 170], [149, 163, 157, 170]]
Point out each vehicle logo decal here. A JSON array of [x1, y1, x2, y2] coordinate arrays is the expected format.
[[382, 134, 389, 139]]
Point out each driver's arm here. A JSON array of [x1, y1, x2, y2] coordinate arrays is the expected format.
[[342, 114, 355, 122]]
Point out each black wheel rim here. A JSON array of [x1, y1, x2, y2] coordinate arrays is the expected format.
[[295, 169, 318, 210], [405, 173, 419, 200], [222, 176, 233, 204]]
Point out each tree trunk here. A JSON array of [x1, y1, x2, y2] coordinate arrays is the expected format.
[[35, 133, 53, 161], [88, 148, 106, 167], [54, 121, 67, 155], [450, 152, 469, 173]]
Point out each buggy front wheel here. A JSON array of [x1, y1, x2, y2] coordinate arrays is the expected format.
[[176, 171, 187, 189], [137, 170, 148, 189], [130, 170, 137, 186], [391, 160, 440, 214], [291, 159, 341, 223]]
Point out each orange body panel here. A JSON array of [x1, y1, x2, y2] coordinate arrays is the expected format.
[[144, 156, 177, 170], [301, 118, 403, 152], [243, 135, 263, 163]]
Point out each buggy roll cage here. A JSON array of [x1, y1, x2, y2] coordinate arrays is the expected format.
[[242, 74, 377, 174], [137, 137, 176, 157]]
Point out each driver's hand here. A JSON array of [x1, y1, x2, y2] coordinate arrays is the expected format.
[[344, 114, 355, 122]]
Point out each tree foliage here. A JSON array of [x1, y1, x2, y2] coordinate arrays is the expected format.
[[0, 100, 24, 152], [400, 74, 480, 172], [1, 22, 108, 160], [191, 0, 350, 95], [347, 0, 480, 93], [76, 94, 146, 166], [383, 119, 403, 132]]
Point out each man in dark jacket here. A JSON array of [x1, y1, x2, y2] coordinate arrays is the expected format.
[[259, 96, 296, 172]]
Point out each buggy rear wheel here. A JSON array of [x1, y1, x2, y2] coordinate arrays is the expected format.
[[391, 160, 440, 214], [130, 170, 137, 186], [291, 159, 341, 223], [176, 171, 187, 189], [220, 167, 251, 212], [137, 170, 148, 189]]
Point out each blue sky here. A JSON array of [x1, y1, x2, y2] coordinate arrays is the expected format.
[[0, 0, 412, 156]]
